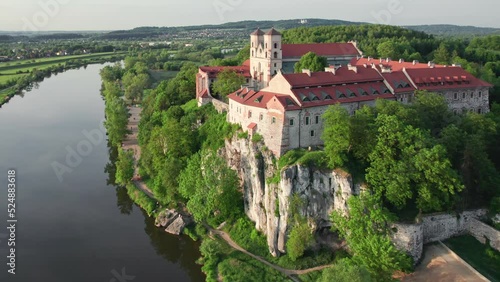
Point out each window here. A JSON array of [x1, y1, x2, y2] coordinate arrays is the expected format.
[[274, 43, 278, 49], [248, 111, 252, 118], [289, 119, 294, 126], [479, 91, 482, 98], [265, 43, 267, 48], [252, 50, 254, 57], [462, 92, 466, 99], [274, 63, 277, 67], [470, 92, 474, 99], [477, 108, 482, 114], [305, 116, 310, 125], [453, 93, 458, 100], [315, 116, 319, 124], [272, 117, 276, 124], [252, 42, 254, 47], [453, 109, 458, 115], [274, 52, 278, 59], [310, 130, 315, 137], [259, 114, 263, 121]]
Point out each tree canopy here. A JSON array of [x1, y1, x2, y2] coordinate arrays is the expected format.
[[294, 52, 328, 73]]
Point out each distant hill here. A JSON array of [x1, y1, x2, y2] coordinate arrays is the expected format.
[[1, 19, 499, 41], [405, 24, 500, 37]]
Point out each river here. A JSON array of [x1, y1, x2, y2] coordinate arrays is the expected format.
[[0, 63, 205, 282]]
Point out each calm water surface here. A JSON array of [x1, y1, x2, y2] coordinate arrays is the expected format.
[[0, 64, 205, 282]]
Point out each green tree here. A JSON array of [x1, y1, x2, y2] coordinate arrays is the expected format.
[[331, 193, 412, 281], [294, 51, 328, 73], [319, 258, 372, 282], [433, 42, 451, 65], [178, 150, 242, 225], [115, 148, 135, 186], [366, 114, 463, 212], [322, 104, 351, 168], [212, 68, 245, 100], [286, 222, 313, 261]]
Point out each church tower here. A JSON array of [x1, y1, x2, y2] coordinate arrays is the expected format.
[[250, 28, 282, 90]]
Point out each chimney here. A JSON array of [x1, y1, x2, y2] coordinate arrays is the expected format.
[[452, 63, 462, 68], [324, 66, 336, 75], [412, 60, 419, 65], [399, 59, 404, 63], [367, 56, 372, 61], [386, 58, 390, 63], [379, 58, 383, 63], [302, 69, 311, 77], [363, 63, 368, 68], [347, 64, 358, 73], [428, 61, 435, 68]]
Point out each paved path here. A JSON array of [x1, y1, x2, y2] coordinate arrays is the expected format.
[[401, 243, 487, 282]]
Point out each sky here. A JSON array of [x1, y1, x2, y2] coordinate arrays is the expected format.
[[1, 0, 499, 31]]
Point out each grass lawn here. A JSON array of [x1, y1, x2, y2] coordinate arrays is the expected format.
[[0, 73, 27, 85], [444, 235, 500, 281]]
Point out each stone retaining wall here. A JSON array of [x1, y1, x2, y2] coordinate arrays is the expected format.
[[467, 218, 500, 251], [392, 209, 488, 262]]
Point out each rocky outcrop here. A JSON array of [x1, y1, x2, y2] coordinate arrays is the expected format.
[[222, 136, 356, 256], [155, 209, 192, 235]]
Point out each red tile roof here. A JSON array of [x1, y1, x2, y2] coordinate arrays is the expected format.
[[290, 82, 395, 108], [350, 57, 446, 72], [199, 65, 251, 79], [265, 28, 282, 36], [251, 28, 265, 36], [228, 88, 300, 110], [405, 67, 493, 90], [380, 72, 416, 93], [248, 122, 257, 129], [282, 43, 360, 58], [282, 66, 383, 88]]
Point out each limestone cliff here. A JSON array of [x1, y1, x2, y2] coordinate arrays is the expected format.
[[221, 136, 357, 256]]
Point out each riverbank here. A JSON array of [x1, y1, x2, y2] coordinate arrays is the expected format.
[[119, 101, 332, 282], [0, 52, 126, 107]]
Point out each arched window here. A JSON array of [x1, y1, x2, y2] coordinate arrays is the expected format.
[[274, 43, 278, 49], [274, 52, 278, 59]]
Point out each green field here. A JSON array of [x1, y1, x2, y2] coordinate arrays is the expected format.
[[0, 52, 125, 74], [444, 235, 500, 281]]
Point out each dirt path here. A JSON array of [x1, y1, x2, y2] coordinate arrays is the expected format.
[[122, 105, 155, 198], [207, 226, 331, 281], [401, 243, 488, 282]]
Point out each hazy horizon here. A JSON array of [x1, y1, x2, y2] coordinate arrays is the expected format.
[[1, 0, 499, 32]]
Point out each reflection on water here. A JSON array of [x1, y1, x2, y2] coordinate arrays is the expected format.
[[0, 63, 205, 282]]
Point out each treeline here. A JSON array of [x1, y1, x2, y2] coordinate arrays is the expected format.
[[137, 62, 243, 224], [323, 92, 500, 215], [283, 25, 500, 103]]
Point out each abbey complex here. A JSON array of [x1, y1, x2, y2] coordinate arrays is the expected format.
[[196, 28, 492, 156]]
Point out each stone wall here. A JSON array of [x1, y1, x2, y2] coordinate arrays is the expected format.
[[391, 222, 423, 263], [467, 218, 500, 251], [391, 209, 488, 262], [211, 99, 229, 113]]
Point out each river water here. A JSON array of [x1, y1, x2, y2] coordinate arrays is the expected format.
[[0, 63, 205, 282]]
